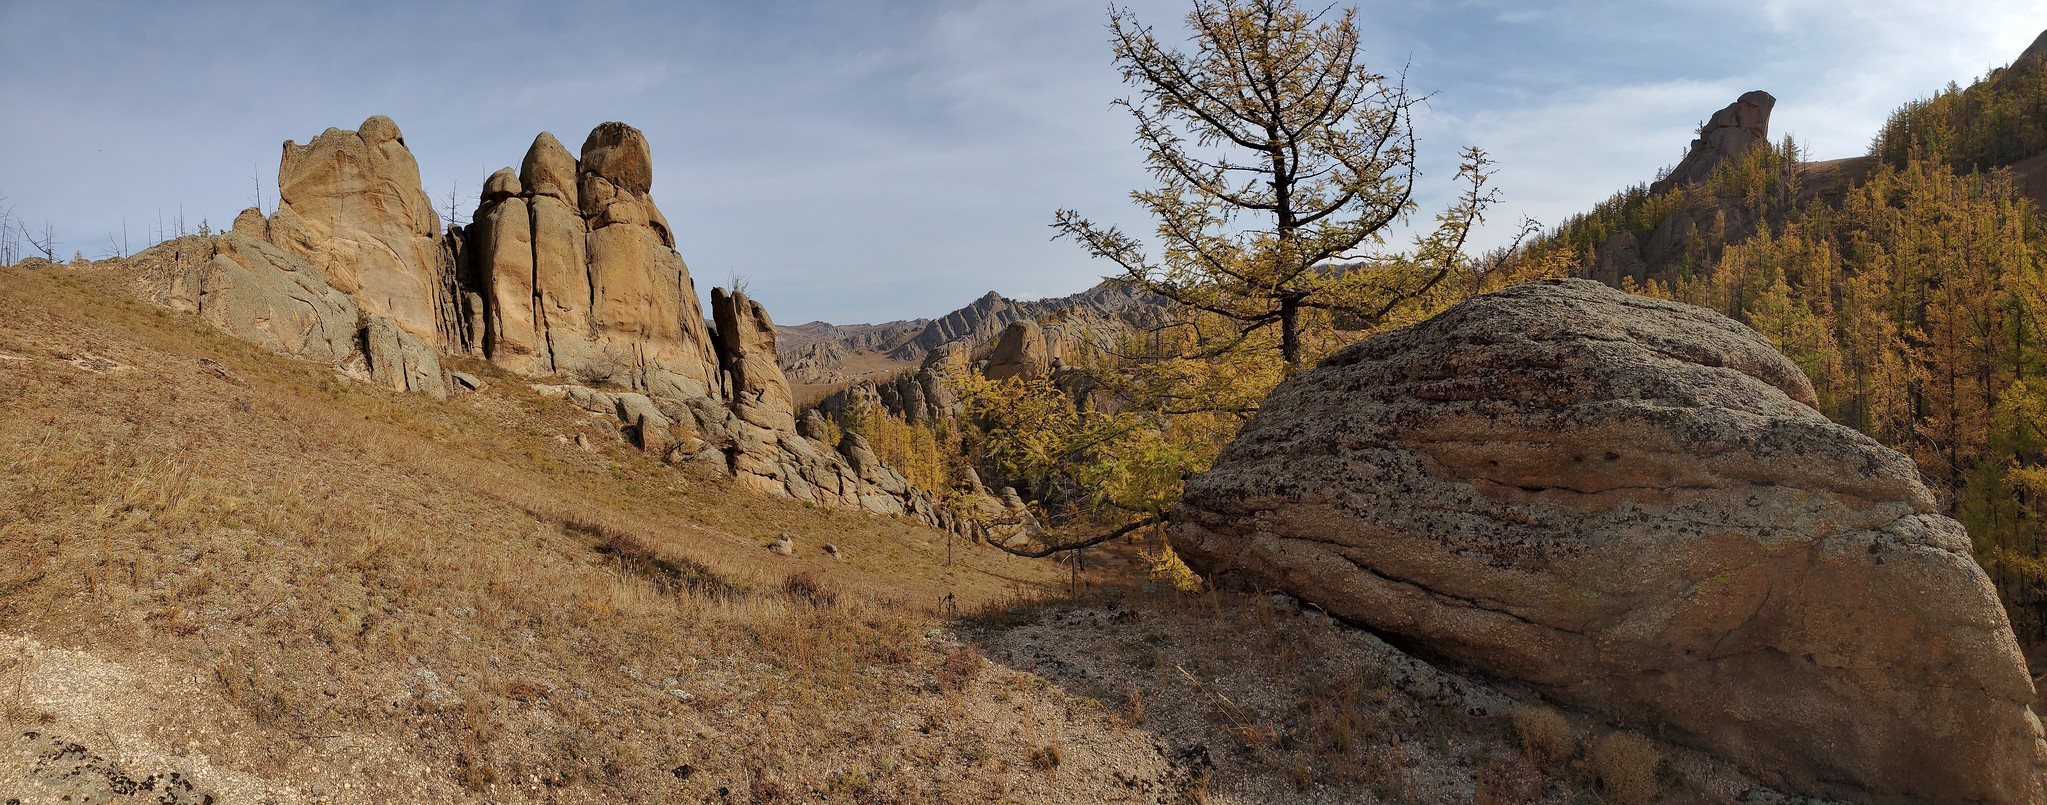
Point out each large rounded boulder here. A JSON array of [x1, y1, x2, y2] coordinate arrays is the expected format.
[[1171, 278, 2046, 802]]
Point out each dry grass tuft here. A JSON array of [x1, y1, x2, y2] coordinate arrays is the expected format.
[[936, 644, 984, 692], [781, 570, 841, 609], [1122, 680, 1145, 725], [1590, 730, 1661, 805], [1027, 743, 1062, 770], [1512, 705, 1574, 770]]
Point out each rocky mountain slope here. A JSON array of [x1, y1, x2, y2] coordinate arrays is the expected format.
[[777, 281, 1164, 390]]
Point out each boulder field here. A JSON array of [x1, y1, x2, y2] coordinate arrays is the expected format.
[[1171, 278, 2047, 803], [130, 116, 967, 533]]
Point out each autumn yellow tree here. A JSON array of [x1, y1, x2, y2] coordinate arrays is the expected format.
[[1053, 0, 1518, 368]]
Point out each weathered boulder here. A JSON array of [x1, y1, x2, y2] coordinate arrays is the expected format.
[[985, 319, 1049, 382], [273, 115, 454, 344], [1171, 278, 2047, 803], [137, 232, 361, 364], [360, 315, 448, 400], [1650, 90, 1775, 196], [797, 409, 834, 442]]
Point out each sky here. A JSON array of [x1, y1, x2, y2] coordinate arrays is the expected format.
[[2, 0, 2042, 325]]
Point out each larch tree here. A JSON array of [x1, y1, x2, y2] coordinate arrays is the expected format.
[[1054, 0, 1517, 367]]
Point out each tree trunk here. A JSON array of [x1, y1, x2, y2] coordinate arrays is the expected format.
[[1280, 297, 1301, 366]]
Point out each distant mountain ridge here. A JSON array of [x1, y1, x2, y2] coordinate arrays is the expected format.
[[776, 280, 1162, 388]]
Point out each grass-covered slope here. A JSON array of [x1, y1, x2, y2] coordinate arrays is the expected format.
[[0, 264, 1793, 803], [0, 264, 1159, 802]]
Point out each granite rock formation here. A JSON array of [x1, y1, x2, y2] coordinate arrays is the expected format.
[[813, 342, 969, 428], [1588, 91, 1779, 288], [269, 115, 459, 346], [1649, 90, 1775, 196], [984, 320, 1050, 382], [1171, 278, 2047, 803], [136, 116, 457, 398], [134, 115, 967, 531], [469, 128, 718, 399]]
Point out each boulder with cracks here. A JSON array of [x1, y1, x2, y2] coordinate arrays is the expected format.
[[1171, 278, 2047, 803]]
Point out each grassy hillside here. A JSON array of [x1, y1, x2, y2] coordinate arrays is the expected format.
[[0, 264, 1782, 804], [0, 264, 1108, 802]]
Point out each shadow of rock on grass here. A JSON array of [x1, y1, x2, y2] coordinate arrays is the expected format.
[[961, 585, 1825, 804]]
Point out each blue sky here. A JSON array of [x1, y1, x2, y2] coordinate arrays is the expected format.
[[2, 0, 2041, 324]]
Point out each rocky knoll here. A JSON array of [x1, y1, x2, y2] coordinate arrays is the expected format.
[[1587, 91, 1776, 288], [1171, 278, 2047, 802], [815, 343, 969, 427]]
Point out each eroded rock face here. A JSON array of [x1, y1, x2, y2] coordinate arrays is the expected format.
[[134, 228, 448, 400], [712, 287, 794, 431], [1170, 278, 2047, 803], [984, 320, 1049, 382], [1650, 90, 1775, 196], [470, 125, 718, 398], [139, 232, 361, 364], [273, 116, 455, 344]]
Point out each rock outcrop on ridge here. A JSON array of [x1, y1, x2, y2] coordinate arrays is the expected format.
[[983, 320, 1050, 382], [468, 127, 719, 399], [1649, 90, 1775, 196], [1170, 278, 2047, 803], [1587, 91, 1777, 288], [137, 116, 458, 399], [133, 115, 969, 533]]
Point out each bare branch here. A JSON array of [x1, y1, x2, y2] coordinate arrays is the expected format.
[[986, 516, 1159, 558]]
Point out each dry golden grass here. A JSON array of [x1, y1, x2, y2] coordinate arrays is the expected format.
[[1589, 731, 1661, 805], [1512, 705, 1575, 771], [1474, 758, 1544, 805], [0, 265, 1178, 802], [0, 264, 1782, 804]]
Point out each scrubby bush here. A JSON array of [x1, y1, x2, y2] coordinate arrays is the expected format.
[[1589, 731, 1660, 805], [1511, 705, 1574, 770]]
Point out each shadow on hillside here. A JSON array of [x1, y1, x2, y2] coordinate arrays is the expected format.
[[952, 571, 1787, 804]]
